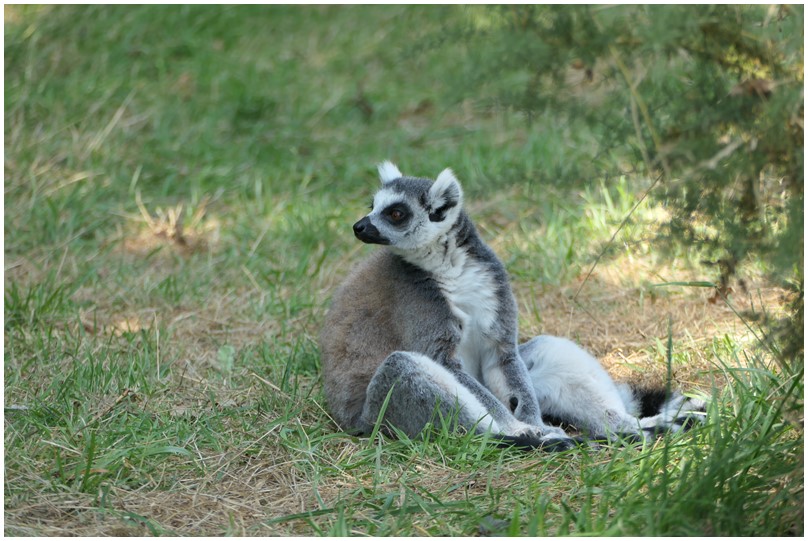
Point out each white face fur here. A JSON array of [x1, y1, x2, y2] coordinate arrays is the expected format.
[[352, 161, 465, 251]]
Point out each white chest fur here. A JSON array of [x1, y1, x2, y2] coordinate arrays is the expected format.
[[437, 259, 499, 381], [395, 238, 501, 381]]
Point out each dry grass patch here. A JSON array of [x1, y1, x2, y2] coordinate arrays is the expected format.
[[124, 195, 222, 257], [515, 251, 788, 391]]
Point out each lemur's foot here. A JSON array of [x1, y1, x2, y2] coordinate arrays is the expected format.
[[639, 395, 708, 436]]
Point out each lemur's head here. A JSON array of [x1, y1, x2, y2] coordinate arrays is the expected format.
[[353, 161, 464, 250]]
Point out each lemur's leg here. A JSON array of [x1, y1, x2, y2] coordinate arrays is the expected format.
[[360, 351, 574, 447], [521, 336, 706, 439], [520, 336, 643, 439]]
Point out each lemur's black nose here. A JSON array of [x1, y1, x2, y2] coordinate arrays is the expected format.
[[353, 216, 389, 245], [353, 217, 371, 237]]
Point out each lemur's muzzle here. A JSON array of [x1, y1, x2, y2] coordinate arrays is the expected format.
[[353, 216, 389, 245]]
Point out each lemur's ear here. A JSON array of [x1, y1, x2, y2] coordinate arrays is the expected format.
[[427, 168, 463, 222], [377, 161, 402, 184]]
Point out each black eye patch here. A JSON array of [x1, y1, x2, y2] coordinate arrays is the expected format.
[[382, 203, 411, 226]]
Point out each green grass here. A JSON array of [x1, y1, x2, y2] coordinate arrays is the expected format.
[[5, 5, 803, 536]]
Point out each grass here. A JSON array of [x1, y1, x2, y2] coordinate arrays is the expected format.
[[5, 5, 803, 536]]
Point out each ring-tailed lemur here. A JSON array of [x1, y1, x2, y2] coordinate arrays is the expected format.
[[319, 162, 705, 450]]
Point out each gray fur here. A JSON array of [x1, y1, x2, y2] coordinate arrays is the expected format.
[[319, 162, 705, 449]]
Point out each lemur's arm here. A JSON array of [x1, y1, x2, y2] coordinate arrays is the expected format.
[[497, 350, 545, 426], [448, 362, 550, 438], [429, 341, 553, 438], [479, 281, 547, 427]]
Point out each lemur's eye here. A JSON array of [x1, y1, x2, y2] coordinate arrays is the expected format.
[[383, 204, 409, 224]]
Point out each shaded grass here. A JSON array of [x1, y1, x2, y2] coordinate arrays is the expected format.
[[5, 5, 802, 536]]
